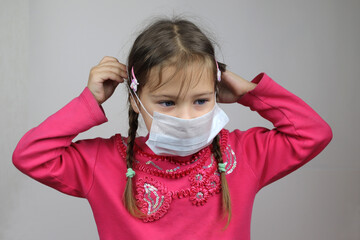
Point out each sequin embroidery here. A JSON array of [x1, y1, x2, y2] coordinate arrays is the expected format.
[[215, 144, 237, 175], [145, 161, 182, 172], [146, 161, 162, 170], [166, 166, 180, 173], [224, 145, 237, 174], [135, 177, 172, 222], [143, 183, 164, 215], [203, 155, 214, 169]]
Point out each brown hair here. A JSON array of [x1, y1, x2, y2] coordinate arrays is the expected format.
[[123, 17, 231, 227]]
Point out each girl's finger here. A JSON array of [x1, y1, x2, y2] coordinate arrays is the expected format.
[[99, 62, 127, 74], [97, 71, 124, 83], [95, 65, 128, 79], [95, 58, 127, 71], [99, 56, 120, 64]]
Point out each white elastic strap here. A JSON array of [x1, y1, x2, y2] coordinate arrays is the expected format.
[[126, 83, 153, 119]]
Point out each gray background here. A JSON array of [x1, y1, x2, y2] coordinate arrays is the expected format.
[[1, 0, 359, 239]]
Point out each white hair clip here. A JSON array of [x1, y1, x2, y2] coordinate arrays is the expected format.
[[215, 60, 221, 82], [130, 67, 139, 92]]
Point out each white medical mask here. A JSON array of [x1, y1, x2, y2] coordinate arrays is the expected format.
[[130, 90, 229, 157]]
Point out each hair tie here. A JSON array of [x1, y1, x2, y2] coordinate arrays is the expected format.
[[218, 162, 227, 173], [126, 168, 136, 178]]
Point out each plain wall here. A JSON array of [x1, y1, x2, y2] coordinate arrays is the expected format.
[[1, 0, 359, 239]]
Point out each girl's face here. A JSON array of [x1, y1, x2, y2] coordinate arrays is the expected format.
[[132, 64, 216, 132]]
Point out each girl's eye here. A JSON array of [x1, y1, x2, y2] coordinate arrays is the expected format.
[[194, 99, 208, 105], [159, 101, 175, 107]]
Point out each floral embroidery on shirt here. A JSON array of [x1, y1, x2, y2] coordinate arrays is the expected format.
[[188, 168, 222, 206], [189, 169, 208, 186], [207, 174, 222, 195], [136, 162, 223, 222], [189, 185, 210, 206], [118, 130, 237, 222]]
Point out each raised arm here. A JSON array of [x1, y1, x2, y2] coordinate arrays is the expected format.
[[13, 56, 127, 197], [223, 72, 333, 191], [12, 87, 108, 197]]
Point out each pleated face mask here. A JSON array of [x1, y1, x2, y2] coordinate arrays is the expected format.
[[128, 62, 229, 156], [146, 103, 229, 156]]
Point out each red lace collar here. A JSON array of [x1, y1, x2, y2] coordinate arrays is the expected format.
[[115, 129, 229, 179]]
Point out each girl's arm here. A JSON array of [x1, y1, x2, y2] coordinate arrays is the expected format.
[[13, 56, 126, 197], [12, 87, 108, 197], [223, 72, 333, 191]]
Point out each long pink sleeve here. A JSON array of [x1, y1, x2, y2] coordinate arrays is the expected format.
[[234, 72, 333, 191], [12, 87, 108, 197]]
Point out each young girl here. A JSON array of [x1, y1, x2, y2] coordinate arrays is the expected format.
[[13, 18, 332, 240]]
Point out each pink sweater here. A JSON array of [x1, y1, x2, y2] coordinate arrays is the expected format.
[[13, 72, 332, 240]]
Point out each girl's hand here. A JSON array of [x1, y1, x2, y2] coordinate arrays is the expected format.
[[217, 70, 257, 103], [87, 56, 128, 105]]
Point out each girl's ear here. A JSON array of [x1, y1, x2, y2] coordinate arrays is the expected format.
[[130, 96, 140, 114]]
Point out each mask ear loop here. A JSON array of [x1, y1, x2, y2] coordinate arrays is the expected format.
[[127, 67, 153, 119]]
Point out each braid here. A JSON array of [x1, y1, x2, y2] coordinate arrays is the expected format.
[[123, 107, 143, 217], [212, 135, 232, 229]]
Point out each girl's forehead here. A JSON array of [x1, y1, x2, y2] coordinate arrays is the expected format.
[[145, 61, 215, 97]]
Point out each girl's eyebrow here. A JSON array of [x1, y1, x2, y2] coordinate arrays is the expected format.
[[151, 92, 214, 99], [150, 94, 176, 99], [191, 92, 214, 98]]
